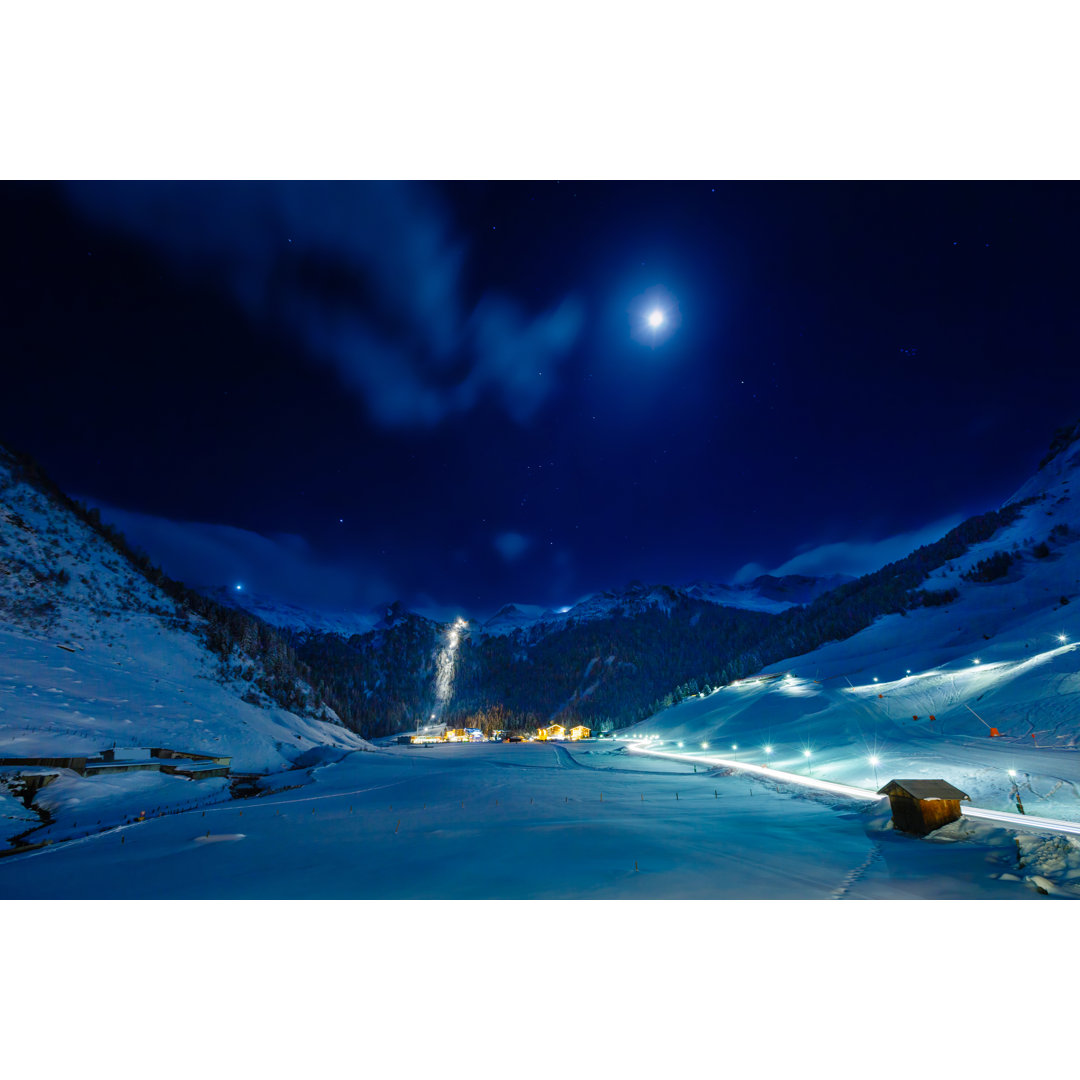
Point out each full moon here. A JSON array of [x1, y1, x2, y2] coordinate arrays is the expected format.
[[647, 309, 664, 328]]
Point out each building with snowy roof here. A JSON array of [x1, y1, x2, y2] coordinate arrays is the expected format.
[[878, 779, 971, 835]]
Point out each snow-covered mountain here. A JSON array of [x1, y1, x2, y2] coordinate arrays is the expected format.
[[475, 575, 851, 638], [0, 447, 371, 845], [203, 584, 384, 638], [211, 562, 849, 642], [630, 427, 1080, 833]]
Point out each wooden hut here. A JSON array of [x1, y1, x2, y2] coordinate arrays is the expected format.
[[537, 724, 566, 741], [569, 725, 591, 741], [878, 779, 971, 835]]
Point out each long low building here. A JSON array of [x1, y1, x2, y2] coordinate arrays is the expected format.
[[0, 747, 232, 780]]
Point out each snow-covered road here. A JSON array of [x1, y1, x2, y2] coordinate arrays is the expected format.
[[628, 742, 1080, 840]]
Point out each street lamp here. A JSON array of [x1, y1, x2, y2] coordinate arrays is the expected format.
[[869, 755, 880, 787], [1007, 769, 1025, 814], [803, 748, 812, 775], [731, 743, 738, 761]]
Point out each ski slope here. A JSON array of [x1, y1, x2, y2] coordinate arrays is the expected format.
[[624, 438, 1080, 827]]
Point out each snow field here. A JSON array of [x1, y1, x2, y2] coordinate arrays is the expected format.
[[0, 742, 1056, 898]]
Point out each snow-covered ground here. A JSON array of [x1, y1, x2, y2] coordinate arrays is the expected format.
[[0, 624, 369, 773], [1, 740, 1069, 899]]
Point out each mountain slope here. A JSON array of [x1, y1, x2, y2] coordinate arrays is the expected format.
[[631, 428, 1080, 821], [0, 447, 371, 783]]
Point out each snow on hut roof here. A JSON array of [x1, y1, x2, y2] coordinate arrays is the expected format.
[[877, 779, 971, 801]]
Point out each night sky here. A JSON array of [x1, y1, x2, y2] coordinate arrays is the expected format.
[[2, 181, 1079, 617]]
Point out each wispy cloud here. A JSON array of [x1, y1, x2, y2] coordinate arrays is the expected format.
[[90, 501, 391, 610], [732, 514, 963, 583], [63, 182, 583, 428]]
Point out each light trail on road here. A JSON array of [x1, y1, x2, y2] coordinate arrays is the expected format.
[[628, 744, 885, 801], [629, 744, 1080, 839], [961, 805, 1080, 837]]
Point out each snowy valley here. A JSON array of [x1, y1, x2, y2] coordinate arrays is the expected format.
[[4, 431, 1080, 898]]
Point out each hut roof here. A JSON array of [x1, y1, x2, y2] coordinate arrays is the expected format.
[[877, 779, 971, 801]]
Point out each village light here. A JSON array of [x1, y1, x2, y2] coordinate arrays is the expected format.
[[677, 742, 683, 748], [1059, 634, 1068, 643], [872, 677, 878, 683], [764, 745, 773, 755], [973, 658, 981, 665], [702, 742, 709, 749]]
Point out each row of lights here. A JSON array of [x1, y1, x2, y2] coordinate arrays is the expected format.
[[867, 633, 1069, 685], [652, 634, 1070, 784], [672, 740, 881, 774]]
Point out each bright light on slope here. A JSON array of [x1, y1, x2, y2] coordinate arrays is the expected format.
[[629, 744, 885, 802], [433, 617, 469, 717]]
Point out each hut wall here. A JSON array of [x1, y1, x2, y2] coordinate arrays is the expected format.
[[887, 794, 925, 834], [84, 761, 161, 775], [888, 794, 963, 835], [919, 798, 962, 832]]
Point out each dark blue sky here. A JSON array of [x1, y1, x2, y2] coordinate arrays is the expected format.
[[2, 181, 1078, 616]]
